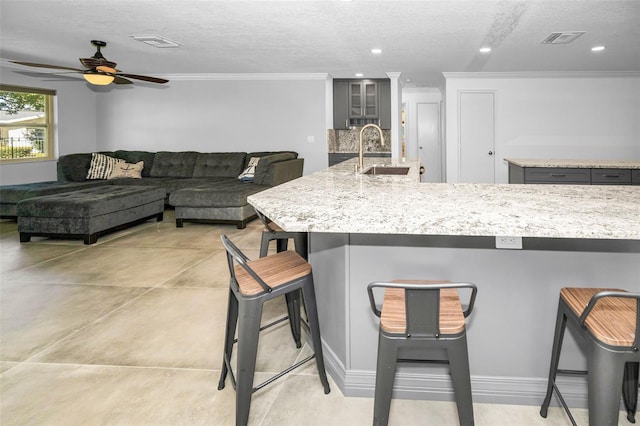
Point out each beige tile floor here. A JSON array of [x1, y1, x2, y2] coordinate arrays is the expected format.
[[0, 212, 629, 425]]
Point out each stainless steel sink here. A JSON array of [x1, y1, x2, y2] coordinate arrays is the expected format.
[[362, 166, 410, 175]]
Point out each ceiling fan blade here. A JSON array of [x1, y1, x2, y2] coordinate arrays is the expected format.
[[10, 61, 83, 72], [80, 58, 118, 69], [118, 73, 169, 84], [113, 76, 134, 85]]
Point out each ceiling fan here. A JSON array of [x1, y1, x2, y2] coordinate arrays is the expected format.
[[11, 40, 169, 86]]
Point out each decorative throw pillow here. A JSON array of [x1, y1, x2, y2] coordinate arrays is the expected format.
[[109, 161, 144, 179], [86, 153, 122, 180], [238, 157, 260, 182]]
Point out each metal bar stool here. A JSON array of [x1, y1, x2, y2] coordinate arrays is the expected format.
[[218, 235, 330, 426], [367, 280, 478, 426], [256, 209, 308, 260], [256, 208, 308, 348], [540, 287, 640, 426]]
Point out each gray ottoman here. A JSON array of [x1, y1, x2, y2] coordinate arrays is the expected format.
[[17, 185, 166, 244], [169, 181, 269, 229]]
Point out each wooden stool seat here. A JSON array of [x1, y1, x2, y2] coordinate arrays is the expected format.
[[560, 287, 637, 347], [235, 251, 311, 295], [263, 221, 284, 233]]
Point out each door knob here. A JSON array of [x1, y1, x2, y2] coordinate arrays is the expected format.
[[488, 151, 494, 156]]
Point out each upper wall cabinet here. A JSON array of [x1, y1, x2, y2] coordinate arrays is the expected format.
[[333, 79, 391, 129]]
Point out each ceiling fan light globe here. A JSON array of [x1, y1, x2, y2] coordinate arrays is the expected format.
[[83, 72, 115, 85], [96, 65, 117, 73]]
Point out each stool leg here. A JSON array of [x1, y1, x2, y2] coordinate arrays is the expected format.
[[623, 362, 639, 423], [448, 334, 475, 426], [540, 306, 568, 418], [373, 334, 398, 426], [276, 238, 289, 253], [587, 347, 626, 426], [259, 233, 271, 258], [293, 233, 308, 260], [219, 289, 239, 390], [301, 279, 331, 394], [235, 299, 263, 426], [285, 290, 302, 348]]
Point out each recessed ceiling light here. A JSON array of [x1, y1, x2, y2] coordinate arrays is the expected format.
[[355, 73, 364, 77], [371, 48, 382, 55], [591, 45, 606, 52], [479, 47, 492, 53]]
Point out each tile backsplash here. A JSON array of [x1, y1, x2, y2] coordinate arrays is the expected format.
[[327, 128, 391, 153]]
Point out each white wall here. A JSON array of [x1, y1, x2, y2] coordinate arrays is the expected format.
[[444, 73, 640, 183], [0, 65, 98, 185], [95, 76, 329, 174]]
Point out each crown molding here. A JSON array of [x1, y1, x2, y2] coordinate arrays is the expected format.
[[443, 71, 640, 79], [161, 73, 330, 81], [0, 59, 330, 82]]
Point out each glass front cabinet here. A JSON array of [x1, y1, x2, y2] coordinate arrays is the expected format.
[[349, 80, 378, 120]]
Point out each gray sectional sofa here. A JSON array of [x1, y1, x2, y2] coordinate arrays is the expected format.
[[1, 150, 304, 230]]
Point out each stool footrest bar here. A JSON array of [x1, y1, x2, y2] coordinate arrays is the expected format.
[[252, 354, 316, 393]]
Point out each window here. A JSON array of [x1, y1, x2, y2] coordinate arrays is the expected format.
[[0, 84, 55, 162]]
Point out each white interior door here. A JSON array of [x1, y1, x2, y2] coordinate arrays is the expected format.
[[459, 92, 495, 183], [417, 102, 442, 182]]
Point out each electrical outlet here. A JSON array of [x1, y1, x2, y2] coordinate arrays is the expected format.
[[495, 236, 523, 249]]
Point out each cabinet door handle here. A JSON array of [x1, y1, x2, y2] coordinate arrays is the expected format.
[[488, 151, 494, 156], [603, 174, 620, 178], [550, 174, 566, 177]]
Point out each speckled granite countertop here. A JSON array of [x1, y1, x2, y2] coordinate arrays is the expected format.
[[505, 158, 640, 169], [249, 158, 640, 240]]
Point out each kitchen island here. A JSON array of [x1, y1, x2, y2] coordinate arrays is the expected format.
[[248, 158, 640, 407]]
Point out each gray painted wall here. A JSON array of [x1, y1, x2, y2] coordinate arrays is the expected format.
[[95, 77, 329, 174], [1, 70, 329, 184]]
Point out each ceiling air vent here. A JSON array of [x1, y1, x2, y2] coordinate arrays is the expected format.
[[130, 35, 181, 48], [541, 32, 585, 44]]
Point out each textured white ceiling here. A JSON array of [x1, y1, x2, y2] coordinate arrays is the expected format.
[[1, 0, 639, 87]]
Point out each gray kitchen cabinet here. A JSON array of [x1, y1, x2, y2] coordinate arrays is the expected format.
[[508, 164, 636, 185], [333, 79, 391, 129], [349, 80, 378, 120], [591, 168, 632, 185]]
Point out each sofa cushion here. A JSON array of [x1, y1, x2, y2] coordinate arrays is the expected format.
[[169, 181, 270, 208], [192, 152, 246, 178], [86, 153, 122, 180], [253, 152, 298, 185], [109, 161, 144, 179], [57, 153, 110, 182], [149, 151, 199, 178], [0, 180, 110, 205], [238, 157, 260, 182], [114, 150, 156, 177], [17, 185, 166, 218]]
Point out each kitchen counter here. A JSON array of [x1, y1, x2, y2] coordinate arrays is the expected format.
[[247, 159, 640, 408], [249, 157, 640, 240]]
